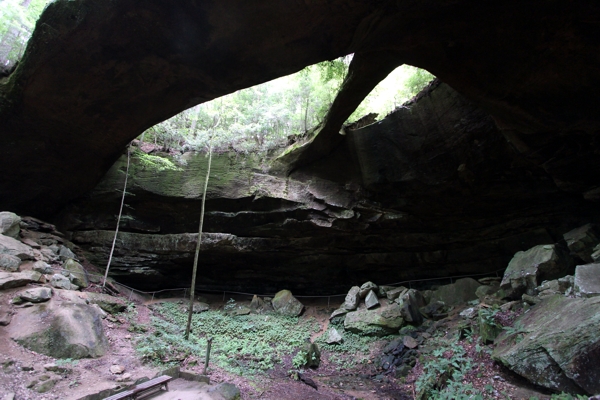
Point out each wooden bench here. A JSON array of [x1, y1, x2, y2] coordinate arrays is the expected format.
[[103, 375, 173, 400]]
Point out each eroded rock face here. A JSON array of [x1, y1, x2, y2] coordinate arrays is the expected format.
[[493, 295, 600, 395], [57, 84, 600, 294]]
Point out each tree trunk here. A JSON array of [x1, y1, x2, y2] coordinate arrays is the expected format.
[[184, 144, 213, 340], [102, 144, 131, 288]]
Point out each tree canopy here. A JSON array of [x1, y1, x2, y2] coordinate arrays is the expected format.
[[143, 60, 434, 155]]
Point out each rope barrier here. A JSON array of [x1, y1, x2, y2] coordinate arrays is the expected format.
[[42, 262, 506, 303]]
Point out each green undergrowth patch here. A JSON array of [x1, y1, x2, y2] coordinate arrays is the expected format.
[[416, 336, 485, 400], [135, 302, 319, 375], [315, 326, 385, 369]]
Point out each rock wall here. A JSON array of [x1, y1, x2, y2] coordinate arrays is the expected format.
[[56, 84, 599, 294]]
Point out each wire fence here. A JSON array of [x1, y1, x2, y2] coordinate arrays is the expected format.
[[45, 262, 505, 308]]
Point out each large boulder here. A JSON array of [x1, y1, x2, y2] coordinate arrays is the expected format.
[[344, 304, 404, 336], [493, 295, 600, 395], [574, 263, 600, 298], [0, 270, 42, 290], [500, 244, 572, 299], [430, 278, 481, 306], [9, 299, 108, 359], [63, 258, 89, 288], [563, 224, 600, 263], [0, 212, 21, 238], [0, 234, 34, 260], [271, 290, 303, 316]]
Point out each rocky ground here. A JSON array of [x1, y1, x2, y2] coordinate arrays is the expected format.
[[2, 211, 600, 400]]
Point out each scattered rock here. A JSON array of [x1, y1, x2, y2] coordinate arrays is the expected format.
[[250, 295, 265, 310], [430, 278, 482, 306], [85, 292, 127, 314], [329, 308, 349, 324], [403, 335, 418, 349], [574, 263, 600, 298], [500, 244, 572, 300], [359, 281, 378, 298], [63, 258, 89, 288], [0, 212, 21, 238], [17, 286, 53, 303], [419, 300, 447, 320], [342, 286, 361, 310], [344, 304, 404, 336], [378, 285, 395, 298], [230, 305, 252, 316], [0, 307, 13, 326], [521, 293, 541, 305], [116, 372, 132, 382], [365, 290, 380, 309], [297, 341, 321, 368], [397, 289, 426, 325], [208, 382, 241, 400], [494, 295, 600, 395], [32, 260, 53, 274], [476, 282, 500, 300], [110, 364, 125, 374], [385, 286, 408, 301], [35, 377, 59, 393], [58, 245, 77, 261], [0, 270, 42, 289], [50, 273, 77, 290], [3, 393, 15, 400], [9, 299, 108, 359], [272, 290, 303, 316], [563, 224, 600, 263], [326, 327, 343, 344], [459, 307, 478, 319], [0, 254, 21, 272], [44, 363, 72, 374], [0, 234, 35, 260]]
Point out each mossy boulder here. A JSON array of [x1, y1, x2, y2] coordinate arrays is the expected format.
[[493, 295, 600, 395], [9, 299, 108, 359], [500, 244, 572, 300], [344, 304, 404, 336], [272, 290, 303, 316], [85, 292, 127, 314], [430, 278, 481, 306], [63, 258, 89, 288]]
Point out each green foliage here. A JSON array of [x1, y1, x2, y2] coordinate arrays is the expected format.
[[479, 306, 502, 329], [136, 302, 319, 375], [55, 358, 79, 367], [132, 149, 183, 172], [140, 59, 435, 156], [0, 0, 49, 66], [315, 328, 378, 368], [416, 338, 483, 399]]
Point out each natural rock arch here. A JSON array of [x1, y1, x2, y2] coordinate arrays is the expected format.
[[1, 0, 599, 215]]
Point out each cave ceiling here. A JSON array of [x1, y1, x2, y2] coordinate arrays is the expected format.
[[0, 0, 599, 216]]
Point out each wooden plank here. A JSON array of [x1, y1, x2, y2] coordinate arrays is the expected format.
[[103, 389, 134, 400], [133, 375, 172, 391], [131, 375, 173, 399]]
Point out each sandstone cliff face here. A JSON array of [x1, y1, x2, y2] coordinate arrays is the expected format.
[[58, 84, 598, 294]]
